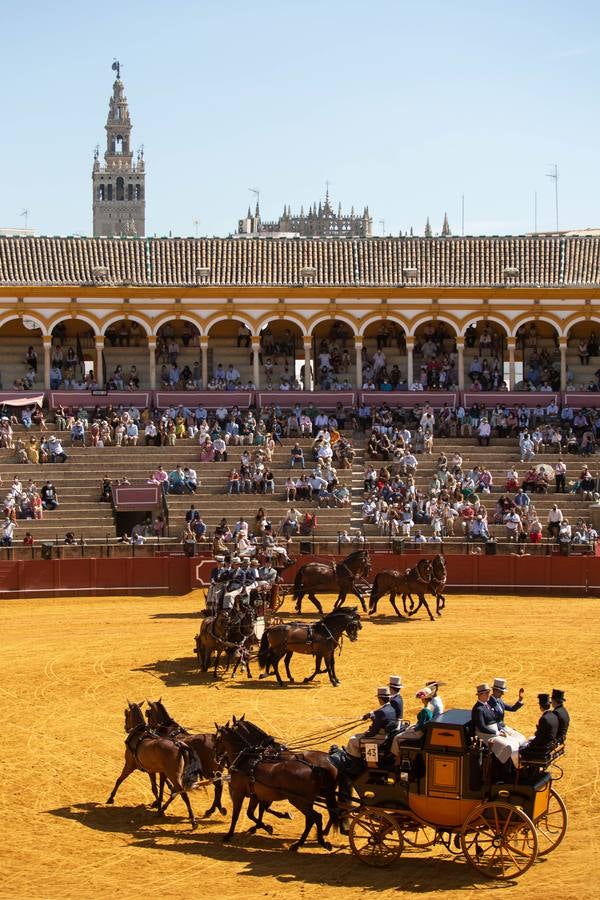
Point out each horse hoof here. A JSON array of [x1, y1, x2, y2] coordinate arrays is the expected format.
[[265, 824, 274, 835], [288, 678, 295, 684], [150, 800, 159, 809], [222, 835, 233, 844], [289, 842, 300, 852], [219, 806, 228, 816], [247, 826, 258, 835], [202, 808, 215, 818], [302, 678, 312, 684], [191, 820, 198, 830], [105, 798, 114, 805], [322, 841, 332, 851]]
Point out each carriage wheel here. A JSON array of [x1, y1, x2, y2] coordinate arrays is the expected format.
[[460, 802, 538, 880], [400, 820, 437, 849], [536, 788, 568, 856], [348, 810, 404, 867]]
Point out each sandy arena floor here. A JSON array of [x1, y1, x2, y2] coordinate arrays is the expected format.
[[0, 591, 598, 900]]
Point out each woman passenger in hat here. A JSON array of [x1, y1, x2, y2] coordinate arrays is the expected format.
[[345, 687, 396, 759], [391, 687, 435, 760], [425, 681, 445, 719]]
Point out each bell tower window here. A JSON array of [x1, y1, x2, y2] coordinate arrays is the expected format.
[[115, 135, 124, 154], [98, 184, 105, 201], [116, 177, 125, 201], [127, 183, 134, 201]]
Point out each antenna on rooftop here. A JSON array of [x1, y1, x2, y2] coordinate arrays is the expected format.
[[546, 164, 559, 232], [20, 209, 29, 229], [249, 187, 260, 211], [379, 219, 385, 236]]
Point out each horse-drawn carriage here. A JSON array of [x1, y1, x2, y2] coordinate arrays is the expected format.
[[345, 709, 567, 879]]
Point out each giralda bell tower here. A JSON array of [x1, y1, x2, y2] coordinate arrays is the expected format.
[[92, 61, 145, 237]]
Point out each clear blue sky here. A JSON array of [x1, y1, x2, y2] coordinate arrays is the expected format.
[[1, 0, 598, 237]]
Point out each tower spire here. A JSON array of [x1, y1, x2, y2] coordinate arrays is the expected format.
[[441, 211, 451, 236], [92, 63, 145, 236]]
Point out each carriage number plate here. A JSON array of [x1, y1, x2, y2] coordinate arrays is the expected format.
[[364, 743, 379, 763]]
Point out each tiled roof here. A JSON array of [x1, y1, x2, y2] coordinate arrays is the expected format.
[[1, 235, 600, 288]]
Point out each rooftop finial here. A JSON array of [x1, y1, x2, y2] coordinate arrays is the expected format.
[[112, 59, 121, 80]]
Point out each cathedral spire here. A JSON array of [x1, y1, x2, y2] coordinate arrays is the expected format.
[[425, 217, 432, 237], [441, 212, 451, 236]]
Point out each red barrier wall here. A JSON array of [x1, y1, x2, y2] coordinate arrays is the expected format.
[[0, 552, 598, 598]]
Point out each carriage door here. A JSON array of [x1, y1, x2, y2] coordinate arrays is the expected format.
[[427, 755, 461, 798]]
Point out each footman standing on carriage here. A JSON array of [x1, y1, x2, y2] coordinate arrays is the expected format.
[[345, 687, 396, 758]]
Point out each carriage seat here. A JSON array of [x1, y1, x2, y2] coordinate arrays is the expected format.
[[518, 741, 565, 768], [359, 721, 411, 769]]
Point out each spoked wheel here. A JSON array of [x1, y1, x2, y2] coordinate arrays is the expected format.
[[536, 788, 568, 856], [460, 802, 538, 880], [400, 820, 437, 849], [349, 810, 404, 867]]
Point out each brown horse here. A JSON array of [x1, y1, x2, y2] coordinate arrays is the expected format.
[[404, 553, 447, 617], [106, 701, 203, 828], [258, 606, 362, 686], [293, 549, 371, 614], [230, 717, 338, 836], [214, 718, 338, 850], [195, 609, 243, 677], [369, 559, 435, 621], [145, 699, 227, 818]]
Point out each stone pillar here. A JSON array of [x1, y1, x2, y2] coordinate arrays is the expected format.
[[42, 335, 52, 390], [200, 338, 209, 389], [147, 339, 156, 389], [95, 336, 105, 388], [507, 340, 516, 390], [354, 337, 363, 388], [559, 338, 567, 392], [251, 337, 261, 389], [303, 337, 313, 391], [406, 337, 415, 388], [456, 338, 465, 392]]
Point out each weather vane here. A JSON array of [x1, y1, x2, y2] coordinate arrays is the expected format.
[[112, 59, 121, 79]]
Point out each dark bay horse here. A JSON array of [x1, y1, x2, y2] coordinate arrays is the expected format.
[[258, 606, 362, 686], [145, 699, 227, 818], [214, 718, 338, 851], [106, 701, 203, 828], [293, 549, 371, 614], [369, 559, 436, 621], [404, 553, 447, 618], [195, 608, 253, 677], [230, 717, 338, 836]]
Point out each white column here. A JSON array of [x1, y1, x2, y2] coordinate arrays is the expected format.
[[200, 339, 209, 389], [43, 336, 52, 390], [251, 337, 261, 388], [354, 337, 363, 388], [95, 336, 105, 388], [406, 338, 414, 387], [147, 340, 156, 389], [508, 340, 516, 390], [456, 338, 465, 391], [559, 339, 567, 392], [303, 338, 313, 391]]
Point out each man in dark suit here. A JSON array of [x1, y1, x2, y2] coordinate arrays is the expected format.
[[551, 689, 570, 742], [346, 687, 396, 758], [520, 693, 559, 756], [489, 677, 524, 728], [388, 675, 404, 721], [471, 683, 499, 738]]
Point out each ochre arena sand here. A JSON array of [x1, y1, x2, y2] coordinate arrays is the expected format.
[[0, 592, 598, 900]]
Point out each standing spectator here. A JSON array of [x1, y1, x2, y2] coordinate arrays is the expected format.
[[2, 516, 15, 546], [547, 504, 563, 539]]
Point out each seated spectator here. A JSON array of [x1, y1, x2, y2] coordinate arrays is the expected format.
[[199, 438, 215, 462], [227, 469, 241, 494], [40, 480, 59, 510], [64, 531, 77, 545], [290, 443, 305, 469], [168, 465, 186, 494], [213, 436, 228, 462], [71, 419, 86, 447], [529, 517, 543, 543], [547, 503, 563, 539], [47, 435, 67, 463]]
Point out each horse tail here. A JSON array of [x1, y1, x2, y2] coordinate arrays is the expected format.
[[370, 573, 380, 604], [180, 745, 203, 790], [257, 631, 271, 670], [293, 567, 304, 601]]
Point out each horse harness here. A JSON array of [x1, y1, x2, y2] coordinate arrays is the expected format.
[[125, 723, 191, 771]]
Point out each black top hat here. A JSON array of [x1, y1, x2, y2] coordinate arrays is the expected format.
[[538, 693, 551, 707], [551, 688, 566, 703]]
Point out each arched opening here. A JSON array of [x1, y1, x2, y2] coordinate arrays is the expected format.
[[515, 320, 560, 390], [461, 319, 507, 391], [107, 184, 113, 201], [98, 184, 105, 201], [156, 319, 201, 390], [413, 320, 459, 390], [135, 184, 142, 201], [257, 319, 304, 390], [311, 319, 354, 389], [49, 319, 96, 390], [116, 177, 125, 201], [566, 320, 600, 389], [114, 135, 123, 155], [206, 319, 255, 389], [103, 319, 149, 390], [127, 183, 134, 201], [0, 319, 43, 391], [361, 319, 406, 389]]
